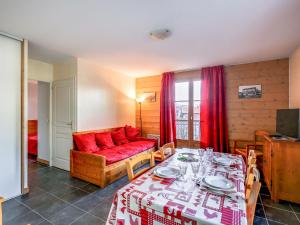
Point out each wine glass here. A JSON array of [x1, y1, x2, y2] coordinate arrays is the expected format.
[[179, 163, 188, 181], [205, 147, 214, 161], [191, 163, 200, 180]]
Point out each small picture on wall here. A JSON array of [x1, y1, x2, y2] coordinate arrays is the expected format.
[[144, 92, 156, 102], [238, 85, 262, 99]]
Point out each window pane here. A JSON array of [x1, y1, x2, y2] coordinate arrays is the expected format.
[[193, 80, 201, 101], [176, 120, 188, 140], [193, 120, 200, 141], [176, 102, 188, 120], [193, 101, 200, 121], [175, 82, 189, 101]]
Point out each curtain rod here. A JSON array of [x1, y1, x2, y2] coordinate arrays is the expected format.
[[173, 67, 201, 74], [0, 31, 23, 41]]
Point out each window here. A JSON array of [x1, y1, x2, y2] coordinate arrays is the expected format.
[[175, 80, 201, 147], [175, 82, 189, 140]]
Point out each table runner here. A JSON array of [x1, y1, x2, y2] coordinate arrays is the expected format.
[[107, 150, 247, 225]]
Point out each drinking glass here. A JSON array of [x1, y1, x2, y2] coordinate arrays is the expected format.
[[197, 148, 205, 162], [191, 163, 200, 180], [205, 147, 214, 161], [179, 163, 188, 181]]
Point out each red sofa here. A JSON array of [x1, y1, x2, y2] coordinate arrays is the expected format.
[[70, 126, 157, 187]]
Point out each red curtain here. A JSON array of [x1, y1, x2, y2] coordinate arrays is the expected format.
[[160, 72, 176, 146], [200, 65, 229, 152]]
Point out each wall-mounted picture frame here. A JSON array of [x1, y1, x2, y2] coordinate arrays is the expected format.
[[144, 92, 156, 102], [238, 85, 262, 99]]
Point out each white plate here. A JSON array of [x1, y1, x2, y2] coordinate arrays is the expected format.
[[154, 167, 181, 179], [213, 156, 232, 166], [203, 176, 234, 190]]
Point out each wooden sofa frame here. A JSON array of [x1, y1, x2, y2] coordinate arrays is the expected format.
[[70, 127, 156, 188]]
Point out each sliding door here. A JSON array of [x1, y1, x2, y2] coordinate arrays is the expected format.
[[0, 35, 22, 199], [175, 80, 200, 148]]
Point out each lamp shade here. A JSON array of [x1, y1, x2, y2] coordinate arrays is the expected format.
[[136, 97, 145, 103]]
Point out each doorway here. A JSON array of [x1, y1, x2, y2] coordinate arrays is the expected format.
[[175, 80, 201, 148], [27, 80, 50, 165]]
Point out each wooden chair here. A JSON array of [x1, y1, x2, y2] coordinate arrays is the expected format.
[[153, 142, 175, 162], [126, 152, 155, 181], [246, 181, 262, 225], [245, 150, 257, 186], [233, 130, 269, 166], [0, 197, 3, 225]]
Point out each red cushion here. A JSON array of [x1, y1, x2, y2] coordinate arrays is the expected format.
[[94, 140, 156, 165], [111, 128, 129, 145], [125, 125, 140, 141], [95, 132, 115, 148], [73, 133, 99, 153]]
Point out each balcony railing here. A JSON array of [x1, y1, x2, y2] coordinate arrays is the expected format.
[[176, 120, 200, 141]]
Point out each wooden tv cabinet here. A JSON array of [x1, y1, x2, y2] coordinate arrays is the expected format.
[[263, 135, 300, 203]]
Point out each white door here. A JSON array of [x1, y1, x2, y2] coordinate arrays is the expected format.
[[0, 35, 21, 199], [38, 81, 50, 161], [52, 78, 75, 171]]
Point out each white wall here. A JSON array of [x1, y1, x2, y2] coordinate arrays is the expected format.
[[290, 45, 300, 108], [76, 58, 135, 130], [0, 35, 21, 199], [28, 80, 38, 120], [29, 59, 53, 82], [53, 57, 77, 80]]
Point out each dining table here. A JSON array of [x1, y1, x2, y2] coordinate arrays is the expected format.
[[106, 148, 247, 225]]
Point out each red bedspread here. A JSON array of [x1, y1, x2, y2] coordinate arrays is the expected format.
[[28, 134, 38, 155]]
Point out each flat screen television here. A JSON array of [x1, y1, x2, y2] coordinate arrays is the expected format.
[[276, 109, 300, 139]]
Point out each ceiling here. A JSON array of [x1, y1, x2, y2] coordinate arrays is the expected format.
[[0, 0, 300, 77]]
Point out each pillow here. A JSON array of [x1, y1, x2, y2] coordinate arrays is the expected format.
[[73, 133, 99, 153], [95, 132, 115, 148], [111, 128, 129, 145], [125, 125, 140, 141]]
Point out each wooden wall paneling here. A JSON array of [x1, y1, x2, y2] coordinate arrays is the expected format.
[[136, 59, 289, 151]]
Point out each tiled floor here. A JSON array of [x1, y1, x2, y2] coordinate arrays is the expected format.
[[3, 160, 128, 225], [253, 181, 300, 225], [3, 160, 300, 225]]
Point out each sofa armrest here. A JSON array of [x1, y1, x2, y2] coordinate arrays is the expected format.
[[70, 150, 106, 187]]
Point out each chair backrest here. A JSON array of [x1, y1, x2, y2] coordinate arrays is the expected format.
[[246, 181, 262, 225], [255, 130, 269, 146], [246, 150, 257, 186], [0, 197, 4, 225], [245, 173, 255, 202], [159, 142, 175, 160], [126, 152, 155, 181]]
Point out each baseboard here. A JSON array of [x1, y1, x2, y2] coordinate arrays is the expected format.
[[22, 187, 30, 194], [37, 158, 49, 166]]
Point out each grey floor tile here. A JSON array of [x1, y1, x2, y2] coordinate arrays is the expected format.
[[60, 189, 90, 204], [261, 197, 293, 211], [291, 203, 300, 213], [63, 178, 89, 188], [79, 183, 100, 193], [2, 199, 31, 223], [264, 206, 300, 225], [16, 187, 46, 202], [268, 219, 288, 224], [255, 203, 266, 218], [253, 216, 268, 225], [38, 221, 53, 225], [74, 194, 102, 212], [89, 200, 112, 221], [22, 193, 60, 209], [48, 205, 85, 225], [45, 182, 78, 198], [34, 197, 70, 219], [5, 211, 45, 225], [70, 213, 105, 225]]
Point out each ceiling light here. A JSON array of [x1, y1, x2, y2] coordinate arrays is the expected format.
[[149, 29, 171, 40]]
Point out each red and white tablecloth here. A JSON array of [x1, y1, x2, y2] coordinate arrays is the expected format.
[[106, 149, 247, 225]]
